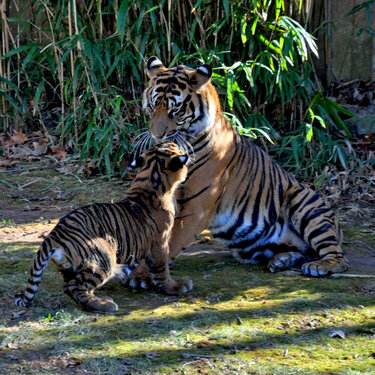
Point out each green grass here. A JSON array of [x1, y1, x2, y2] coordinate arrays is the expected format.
[[1, 162, 374, 374], [1, 241, 375, 374]]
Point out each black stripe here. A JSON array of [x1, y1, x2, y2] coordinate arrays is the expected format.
[[177, 185, 211, 205]]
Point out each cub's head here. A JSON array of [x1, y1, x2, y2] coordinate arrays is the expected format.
[[129, 142, 189, 190], [142, 57, 217, 146]]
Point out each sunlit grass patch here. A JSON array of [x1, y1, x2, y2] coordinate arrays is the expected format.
[[1, 234, 375, 374]]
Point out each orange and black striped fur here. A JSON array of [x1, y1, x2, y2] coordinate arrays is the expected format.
[[15, 143, 192, 312], [137, 57, 348, 278]]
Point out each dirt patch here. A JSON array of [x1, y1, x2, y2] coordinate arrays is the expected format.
[[1, 158, 374, 275]]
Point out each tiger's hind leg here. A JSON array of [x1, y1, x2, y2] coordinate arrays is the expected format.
[[63, 271, 118, 312], [287, 187, 348, 277]]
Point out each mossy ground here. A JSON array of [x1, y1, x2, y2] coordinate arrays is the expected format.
[[0, 161, 374, 374]]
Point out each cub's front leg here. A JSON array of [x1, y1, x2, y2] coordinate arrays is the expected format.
[[150, 246, 193, 295]]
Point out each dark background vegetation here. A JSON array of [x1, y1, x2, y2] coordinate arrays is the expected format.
[[0, 0, 374, 183], [1, 3, 375, 373]]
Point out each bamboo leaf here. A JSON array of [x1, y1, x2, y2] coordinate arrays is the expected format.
[[33, 81, 44, 110], [306, 124, 313, 141], [116, 0, 129, 37], [227, 74, 233, 110], [1, 93, 21, 112], [1, 44, 39, 59], [0, 77, 20, 91], [241, 16, 248, 44], [251, 16, 259, 35], [223, 0, 230, 18]]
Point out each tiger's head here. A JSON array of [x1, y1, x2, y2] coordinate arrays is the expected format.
[[142, 57, 218, 149], [129, 142, 189, 190]]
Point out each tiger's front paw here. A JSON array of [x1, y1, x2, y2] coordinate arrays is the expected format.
[[301, 257, 349, 277], [268, 251, 306, 273], [126, 261, 153, 290], [159, 278, 193, 295]]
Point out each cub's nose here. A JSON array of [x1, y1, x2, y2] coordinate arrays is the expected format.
[[148, 129, 166, 143]]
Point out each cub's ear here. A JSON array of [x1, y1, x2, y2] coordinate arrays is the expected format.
[[191, 64, 212, 91], [168, 154, 188, 172], [146, 56, 166, 78], [128, 155, 145, 170]]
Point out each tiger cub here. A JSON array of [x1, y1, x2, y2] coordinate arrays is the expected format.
[[15, 143, 192, 312]]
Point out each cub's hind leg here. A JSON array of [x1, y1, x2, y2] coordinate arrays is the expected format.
[[63, 270, 118, 312], [125, 260, 154, 290], [287, 186, 348, 276]]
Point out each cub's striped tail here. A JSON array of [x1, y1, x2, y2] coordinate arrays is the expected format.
[[15, 240, 54, 308]]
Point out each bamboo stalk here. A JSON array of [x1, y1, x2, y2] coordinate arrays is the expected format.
[[68, 1, 78, 144], [167, 0, 171, 62], [97, 0, 102, 40], [40, 0, 64, 134], [188, 0, 206, 50], [1, 0, 10, 131]]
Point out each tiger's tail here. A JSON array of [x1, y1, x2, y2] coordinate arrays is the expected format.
[[15, 239, 55, 308]]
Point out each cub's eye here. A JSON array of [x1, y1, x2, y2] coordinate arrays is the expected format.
[[146, 103, 155, 115]]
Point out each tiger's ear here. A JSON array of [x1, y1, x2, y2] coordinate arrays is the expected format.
[[191, 64, 212, 91], [146, 56, 166, 78], [128, 155, 145, 170], [168, 154, 188, 172]]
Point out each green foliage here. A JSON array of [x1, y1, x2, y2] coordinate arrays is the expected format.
[[0, 0, 355, 176], [1, 218, 13, 227], [274, 125, 355, 177], [348, 0, 375, 37]]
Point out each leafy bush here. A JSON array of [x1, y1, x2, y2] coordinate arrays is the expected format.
[[0, 0, 354, 176]]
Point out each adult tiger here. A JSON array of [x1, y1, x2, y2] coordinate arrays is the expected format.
[[138, 56, 348, 277], [15, 143, 192, 312]]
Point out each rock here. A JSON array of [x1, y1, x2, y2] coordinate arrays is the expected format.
[[344, 114, 375, 135]]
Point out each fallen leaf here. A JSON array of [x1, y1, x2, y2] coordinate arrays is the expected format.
[[66, 359, 82, 367], [31, 141, 47, 156], [11, 145, 33, 158], [330, 329, 345, 339], [49, 145, 67, 160], [145, 352, 160, 359], [235, 314, 243, 325], [0, 160, 15, 168], [7, 342, 22, 349], [56, 165, 76, 175], [196, 340, 212, 348], [10, 130, 27, 144], [10, 310, 26, 319]]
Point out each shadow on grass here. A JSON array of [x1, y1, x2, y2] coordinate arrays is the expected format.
[[1, 241, 375, 314], [1, 240, 375, 373], [2, 313, 375, 374]]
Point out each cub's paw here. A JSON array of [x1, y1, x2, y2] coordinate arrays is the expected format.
[[159, 278, 193, 295], [301, 257, 349, 277], [268, 251, 306, 273], [126, 262, 153, 290], [84, 295, 118, 313]]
